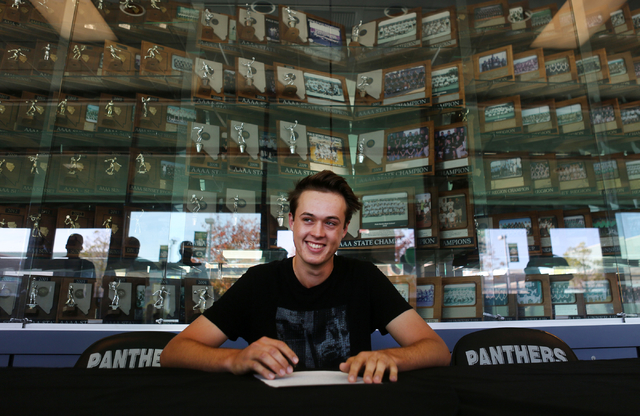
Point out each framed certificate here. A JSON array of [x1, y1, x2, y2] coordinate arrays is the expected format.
[[384, 121, 434, 175], [479, 95, 522, 135], [431, 61, 464, 109], [416, 277, 442, 322], [576, 49, 609, 85], [556, 96, 591, 136], [557, 157, 597, 195], [484, 152, 531, 195], [493, 210, 542, 254], [522, 99, 558, 138], [589, 98, 622, 135], [473, 45, 514, 85], [468, 0, 508, 31], [592, 154, 629, 193], [387, 275, 417, 309], [416, 188, 438, 248], [538, 209, 564, 255], [591, 211, 621, 256], [422, 7, 458, 48], [438, 188, 475, 248], [549, 274, 585, 318], [435, 122, 472, 176], [441, 276, 483, 321]]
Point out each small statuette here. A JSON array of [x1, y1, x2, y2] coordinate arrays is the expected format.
[[27, 280, 38, 309], [357, 76, 372, 98], [136, 153, 149, 174], [64, 285, 77, 311], [72, 45, 86, 60], [192, 126, 204, 152], [285, 120, 298, 154], [29, 214, 43, 238], [105, 99, 115, 117], [25, 100, 39, 117], [141, 96, 151, 117], [203, 9, 217, 26], [57, 98, 68, 116], [144, 45, 159, 60], [285, 6, 298, 28], [64, 214, 80, 228], [42, 44, 51, 61], [7, 48, 26, 61], [357, 137, 366, 163], [242, 57, 256, 88], [283, 73, 298, 96], [150, 0, 160, 9], [234, 123, 247, 153], [29, 154, 40, 175], [103, 216, 113, 230], [201, 62, 214, 86], [108, 280, 121, 310], [67, 154, 82, 175], [190, 194, 204, 212], [108, 45, 123, 62], [104, 156, 121, 176], [277, 195, 288, 227], [193, 287, 211, 314], [233, 195, 239, 213], [96, 0, 103, 10], [12, 0, 25, 8], [152, 285, 168, 309], [352, 20, 362, 43]]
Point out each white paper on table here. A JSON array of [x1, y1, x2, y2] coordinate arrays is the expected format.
[[254, 371, 364, 388]]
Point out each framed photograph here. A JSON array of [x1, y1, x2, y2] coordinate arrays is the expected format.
[[591, 211, 621, 256], [387, 275, 416, 309], [624, 153, 640, 195], [56, 277, 98, 322], [606, 52, 637, 91], [96, 93, 135, 140], [416, 277, 442, 322], [590, 99, 622, 135], [544, 50, 578, 84], [468, 0, 508, 30], [187, 121, 224, 179], [473, 45, 514, 83], [382, 61, 431, 106], [434, 122, 472, 176], [197, 10, 231, 44], [431, 61, 464, 109], [102, 40, 140, 78], [584, 273, 623, 317], [226, 120, 262, 174], [493, 210, 542, 254], [422, 7, 458, 47], [537, 209, 564, 255], [305, 14, 347, 61], [376, 8, 422, 47], [557, 157, 597, 195], [508, 1, 531, 31], [478, 95, 522, 135], [441, 276, 483, 321], [522, 99, 558, 137], [619, 101, 640, 136], [191, 57, 224, 103], [416, 188, 438, 248], [563, 208, 593, 229], [576, 49, 609, 85], [438, 188, 475, 248], [555, 96, 591, 135], [530, 4, 558, 32], [354, 129, 385, 175], [383, 121, 434, 174], [517, 275, 552, 320], [592, 154, 629, 193], [549, 274, 585, 318], [306, 127, 351, 176], [606, 4, 634, 35], [512, 48, 546, 92], [305, 71, 346, 102], [484, 152, 531, 195]]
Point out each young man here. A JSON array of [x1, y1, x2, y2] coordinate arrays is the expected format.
[[161, 170, 450, 383]]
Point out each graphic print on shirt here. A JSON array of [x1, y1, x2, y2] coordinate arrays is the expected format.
[[275, 306, 350, 369]]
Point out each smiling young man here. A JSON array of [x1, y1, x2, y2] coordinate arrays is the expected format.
[[161, 170, 450, 383]]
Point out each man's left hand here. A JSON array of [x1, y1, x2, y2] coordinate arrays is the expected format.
[[339, 351, 398, 384]]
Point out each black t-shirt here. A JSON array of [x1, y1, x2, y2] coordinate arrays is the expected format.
[[204, 256, 411, 370]]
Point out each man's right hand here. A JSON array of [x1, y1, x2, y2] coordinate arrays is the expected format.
[[229, 336, 299, 380]]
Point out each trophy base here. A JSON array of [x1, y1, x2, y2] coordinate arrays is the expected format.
[[238, 25, 257, 42], [63, 305, 77, 314], [106, 308, 121, 316], [102, 118, 115, 125], [4, 8, 22, 23], [349, 42, 363, 56], [37, 61, 54, 72], [24, 307, 38, 315], [2, 61, 22, 73], [144, 59, 161, 72], [202, 27, 224, 43], [242, 85, 257, 96], [66, 60, 83, 73], [283, 27, 301, 43], [56, 114, 68, 124], [21, 116, 35, 124], [147, 9, 169, 22], [197, 85, 212, 96], [108, 61, 125, 72], [283, 85, 298, 97]]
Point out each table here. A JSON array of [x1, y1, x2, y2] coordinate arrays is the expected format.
[[2, 359, 638, 415]]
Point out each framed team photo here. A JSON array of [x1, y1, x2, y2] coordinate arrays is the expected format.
[[376, 9, 421, 47], [422, 7, 458, 47], [415, 188, 438, 248], [557, 157, 597, 195], [606, 4, 634, 35], [387, 275, 417, 309], [468, 0, 508, 30], [522, 99, 558, 137], [576, 49, 610, 85], [549, 274, 585, 318], [493, 210, 542, 254], [591, 211, 621, 256], [529, 154, 559, 194], [544, 50, 578, 85], [512, 48, 546, 92], [624, 153, 640, 194], [584, 274, 623, 317], [434, 122, 472, 175], [530, 4, 558, 32], [606, 52, 636, 89], [479, 95, 522, 135], [416, 277, 442, 322], [382, 61, 431, 106], [431, 61, 464, 109], [473, 45, 514, 83], [590, 99, 622, 135], [438, 188, 475, 248], [517, 275, 552, 320], [306, 127, 351, 175], [304, 71, 346, 103], [441, 276, 483, 321], [538, 209, 564, 255], [563, 208, 593, 229], [383, 121, 434, 174], [593, 153, 629, 193], [484, 152, 531, 195], [556, 96, 591, 135]]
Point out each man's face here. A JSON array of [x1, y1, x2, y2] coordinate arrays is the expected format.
[[289, 190, 348, 270]]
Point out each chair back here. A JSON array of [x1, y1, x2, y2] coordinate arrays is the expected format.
[[75, 331, 176, 369], [451, 327, 578, 366]]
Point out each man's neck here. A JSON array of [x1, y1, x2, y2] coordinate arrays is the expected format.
[[292, 256, 334, 288]]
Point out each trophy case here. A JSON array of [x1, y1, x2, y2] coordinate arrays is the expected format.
[[0, 0, 637, 345]]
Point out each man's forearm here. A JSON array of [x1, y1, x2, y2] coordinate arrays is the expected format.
[[160, 337, 239, 372], [382, 337, 451, 370]]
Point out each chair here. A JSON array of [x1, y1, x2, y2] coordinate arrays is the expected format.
[[75, 331, 176, 369], [451, 328, 578, 366]]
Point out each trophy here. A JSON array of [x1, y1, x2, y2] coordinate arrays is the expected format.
[[103, 99, 120, 125], [239, 4, 257, 41], [277, 195, 288, 227], [25, 279, 39, 314], [107, 280, 121, 315], [234, 123, 247, 153], [192, 126, 204, 152], [357, 137, 366, 163], [28, 154, 40, 175], [282, 72, 298, 96], [199, 61, 215, 95], [285, 120, 298, 154], [190, 194, 205, 212], [107, 45, 125, 72], [283, 6, 300, 42], [357, 75, 373, 98], [135, 153, 150, 175], [152, 285, 168, 309], [29, 214, 44, 238], [66, 155, 83, 176], [350, 20, 363, 46], [192, 287, 211, 314], [143, 45, 161, 71], [64, 214, 80, 228], [104, 156, 121, 176], [5, 0, 26, 23], [62, 285, 77, 313], [119, 0, 146, 19], [37, 43, 55, 71], [67, 44, 86, 72], [147, 0, 169, 21], [23, 99, 44, 124], [242, 57, 257, 91]]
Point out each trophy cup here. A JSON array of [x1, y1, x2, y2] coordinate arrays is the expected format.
[[143, 45, 161, 71], [282, 72, 298, 97], [25, 278, 39, 315], [62, 285, 77, 314], [277, 195, 288, 227], [283, 6, 300, 42], [285, 120, 298, 154], [242, 57, 257, 93], [198, 61, 214, 96], [192, 126, 204, 152], [234, 123, 247, 153], [239, 4, 257, 41], [357, 137, 366, 163]]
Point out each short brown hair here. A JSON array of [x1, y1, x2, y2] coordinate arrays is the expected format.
[[288, 170, 361, 226]]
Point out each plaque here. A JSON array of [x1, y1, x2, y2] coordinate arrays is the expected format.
[[0, 43, 34, 75], [583, 274, 623, 317], [95, 206, 125, 257], [576, 49, 609, 85], [127, 149, 176, 202], [139, 279, 181, 322], [493, 210, 542, 254], [100, 277, 137, 321], [537, 209, 564, 255], [94, 149, 129, 197], [102, 40, 140, 77], [226, 119, 262, 173], [472, 45, 514, 90], [0, 205, 26, 229], [381, 60, 431, 106], [468, 0, 508, 32], [225, 187, 256, 215], [435, 122, 473, 176], [23, 275, 62, 321], [483, 152, 531, 195], [184, 278, 215, 322], [507, 0, 531, 31], [33, 40, 58, 76], [383, 121, 435, 175], [133, 93, 191, 141], [415, 188, 439, 248], [605, 52, 637, 93], [57, 278, 96, 321], [591, 211, 621, 256], [0, 276, 21, 321], [549, 274, 585, 318], [15, 91, 48, 132], [192, 57, 224, 103], [441, 276, 483, 321], [236, 5, 267, 44], [96, 93, 135, 140], [353, 129, 384, 175], [511, 48, 546, 93], [293, 10, 347, 61], [25, 206, 57, 258], [438, 188, 475, 248], [0, 93, 19, 132], [0, 151, 23, 193], [431, 61, 464, 109], [53, 92, 95, 136], [236, 57, 271, 104], [478, 95, 522, 135], [187, 121, 224, 179], [116, 0, 146, 25], [543, 50, 579, 90], [556, 96, 591, 136], [139, 41, 192, 88], [64, 43, 103, 76], [557, 157, 597, 195], [592, 153, 629, 194], [51, 152, 96, 197], [422, 7, 458, 48], [590, 99, 622, 135], [144, 0, 171, 25], [416, 277, 442, 322], [184, 189, 216, 214], [387, 275, 416, 309], [375, 7, 422, 47], [197, 9, 231, 44], [522, 99, 558, 138], [56, 207, 95, 230]]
